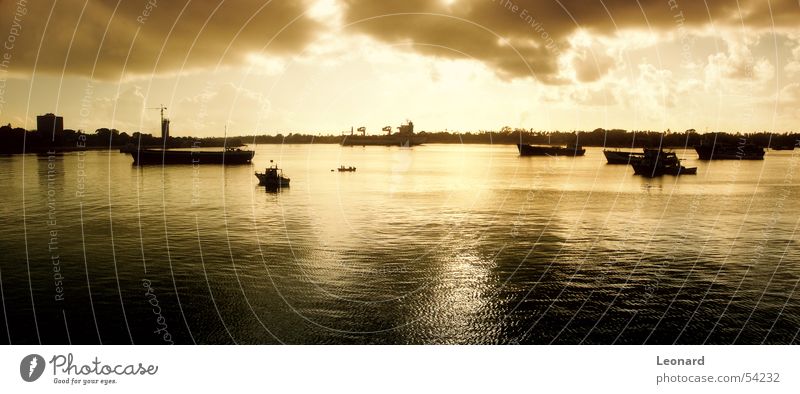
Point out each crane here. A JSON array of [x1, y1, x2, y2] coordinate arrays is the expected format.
[[147, 105, 169, 140], [147, 105, 167, 124]]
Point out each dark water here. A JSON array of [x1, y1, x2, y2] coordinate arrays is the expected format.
[[1, 144, 799, 344]]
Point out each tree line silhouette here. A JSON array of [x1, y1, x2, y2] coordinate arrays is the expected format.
[[245, 127, 798, 148], [1, 123, 797, 154], [0, 124, 242, 154]]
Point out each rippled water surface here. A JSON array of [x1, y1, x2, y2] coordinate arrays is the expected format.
[[1, 144, 799, 344]]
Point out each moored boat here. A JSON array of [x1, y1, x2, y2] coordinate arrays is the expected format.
[[517, 143, 585, 157], [131, 148, 254, 165], [340, 121, 425, 147], [128, 108, 255, 165], [255, 162, 290, 188], [631, 149, 696, 177], [694, 140, 764, 160], [603, 149, 644, 164]]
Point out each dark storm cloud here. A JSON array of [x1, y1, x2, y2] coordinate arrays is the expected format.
[[0, 0, 318, 79], [3, 0, 796, 82], [340, 0, 800, 83]]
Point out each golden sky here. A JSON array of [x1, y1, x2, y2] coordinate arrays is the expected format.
[[0, 0, 798, 136]]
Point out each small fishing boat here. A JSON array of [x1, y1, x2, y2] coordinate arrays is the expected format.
[[255, 162, 290, 188], [517, 143, 585, 157], [631, 149, 697, 177], [337, 166, 356, 172], [603, 149, 644, 164]]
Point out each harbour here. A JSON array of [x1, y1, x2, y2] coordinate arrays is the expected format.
[[1, 144, 798, 344]]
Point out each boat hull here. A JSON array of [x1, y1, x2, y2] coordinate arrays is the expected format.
[[255, 177, 290, 187], [340, 135, 426, 147], [632, 164, 697, 177], [631, 149, 696, 177], [255, 173, 290, 187], [603, 150, 643, 164], [694, 145, 764, 160], [517, 144, 585, 157], [130, 149, 255, 165]]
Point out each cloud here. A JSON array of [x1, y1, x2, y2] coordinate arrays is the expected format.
[[703, 33, 775, 92], [0, 0, 319, 79], [774, 83, 800, 116], [92, 85, 147, 131], [4, 0, 797, 85], [339, 0, 799, 84], [173, 82, 271, 134], [785, 35, 800, 77], [563, 32, 619, 83], [568, 85, 617, 106]]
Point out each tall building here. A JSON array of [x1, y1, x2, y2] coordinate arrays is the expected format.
[[161, 118, 170, 141], [37, 113, 64, 136]]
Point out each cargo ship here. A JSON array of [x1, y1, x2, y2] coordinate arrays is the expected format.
[[603, 149, 644, 164], [340, 121, 425, 147], [131, 148, 255, 165], [694, 140, 764, 160], [517, 143, 585, 157], [128, 106, 255, 165]]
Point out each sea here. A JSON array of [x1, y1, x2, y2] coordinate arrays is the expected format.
[[0, 144, 798, 344]]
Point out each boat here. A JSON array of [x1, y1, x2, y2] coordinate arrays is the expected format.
[[517, 143, 585, 157], [340, 121, 426, 147], [337, 166, 356, 172], [129, 107, 255, 165], [694, 140, 764, 160], [255, 162, 290, 188], [603, 149, 644, 164], [771, 144, 796, 151], [131, 148, 255, 165], [631, 149, 697, 177]]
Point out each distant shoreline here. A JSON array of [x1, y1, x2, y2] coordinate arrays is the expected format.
[[2, 125, 798, 155], [2, 141, 795, 156]]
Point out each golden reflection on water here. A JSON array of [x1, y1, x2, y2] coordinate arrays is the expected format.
[[0, 145, 799, 343]]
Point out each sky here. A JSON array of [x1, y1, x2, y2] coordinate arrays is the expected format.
[[0, 0, 798, 137]]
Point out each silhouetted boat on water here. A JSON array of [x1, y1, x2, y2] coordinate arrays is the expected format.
[[603, 149, 644, 164], [631, 149, 696, 177], [131, 148, 255, 165], [694, 140, 764, 160], [341, 121, 425, 147], [517, 143, 585, 157], [337, 166, 356, 172], [129, 107, 255, 165], [255, 162, 290, 188], [771, 144, 796, 151]]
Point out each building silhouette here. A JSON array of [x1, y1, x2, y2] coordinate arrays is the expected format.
[[161, 118, 170, 141], [37, 113, 63, 136]]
